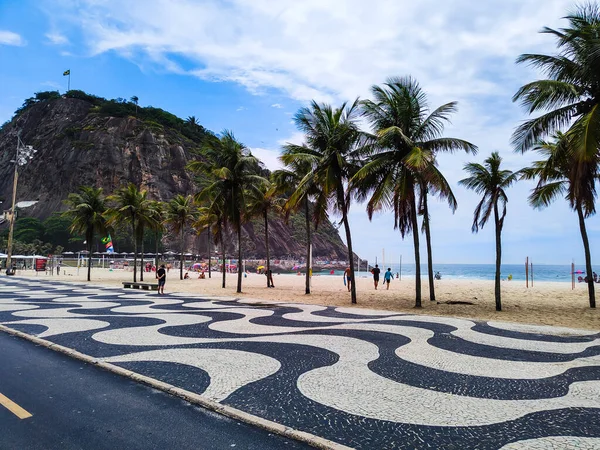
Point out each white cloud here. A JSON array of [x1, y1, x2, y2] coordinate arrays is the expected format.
[[0, 30, 25, 46], [48, 0, 572, 104], [249, 147, 284, 172], [277, 131, 304, 146], [271, 103, 283, 108], [48, 0, 600, 265], [41, 81, 62, 89], [236, 106, 246, 112], [45, 32, 69, 45]]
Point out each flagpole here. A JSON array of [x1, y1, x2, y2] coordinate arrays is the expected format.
[[68, 72, 71, 91]]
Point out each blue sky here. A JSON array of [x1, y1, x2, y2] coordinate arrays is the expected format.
[[0, 0, 598, 266]]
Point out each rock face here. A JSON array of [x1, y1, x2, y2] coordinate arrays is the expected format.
[[0, 95, 349, 260]]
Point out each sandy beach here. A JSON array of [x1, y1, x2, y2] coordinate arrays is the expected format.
[[13, 266, 600, 331]]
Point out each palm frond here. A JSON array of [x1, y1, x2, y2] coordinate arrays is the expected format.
[[512, 80, 581, 113], [511, 103, 580, 153], [529, 180, 568, 208]]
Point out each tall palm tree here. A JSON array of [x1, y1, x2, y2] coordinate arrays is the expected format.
[[521, 133, 596, 307], [272, 163, 326, 295], [189, 131, 267, 293], [186, 116, 199, 127], [247, 180, 285, 287], [194, 200, 226, 288], [512, 4, 600, 156], [147, 200, 165, 271], [135, 199, 156, 282], [355, 76, 477, 305], [105, 184, 149, 283], [165, 194, 195, 281], [281, 100, 364, 304], [459, 152, 518, 311], [62, 186, 107, 282]]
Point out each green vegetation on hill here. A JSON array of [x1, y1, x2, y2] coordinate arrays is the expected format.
[[6, 89, 211, 144]]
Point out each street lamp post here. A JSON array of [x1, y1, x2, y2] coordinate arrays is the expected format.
[[6, 133, 37, 273]]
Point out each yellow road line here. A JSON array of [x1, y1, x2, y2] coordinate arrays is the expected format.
[[0, 393, 32, 419]]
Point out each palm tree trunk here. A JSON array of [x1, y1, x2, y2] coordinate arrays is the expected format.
[[180, 227, 184, 280], [422, 190, 435, 301], [237, 222, 243, 293], [154, 230, 159, 270], [264, 211, 271, 287], [304, 198, 311, 295], [132, 216, 137, 283], [341, 208, 357, 304], [410, 195, 422, 308], [220, 225, 225, 288], [577, 204, 596, 308], [208, 229, 211, 279], [493, 203, 502, 311], [139, 228, 144, 282]]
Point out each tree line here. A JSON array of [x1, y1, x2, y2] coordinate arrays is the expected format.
[[60, 5, 598, 311]]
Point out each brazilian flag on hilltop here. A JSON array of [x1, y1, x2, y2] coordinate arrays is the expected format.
[[63, 69, 70, 76]]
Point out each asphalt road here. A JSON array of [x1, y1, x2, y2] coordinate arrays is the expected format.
[[0, 332, 308, 450]]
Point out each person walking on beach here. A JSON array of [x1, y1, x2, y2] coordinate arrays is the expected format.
[[156, 264, 166, 295], [371, 264, 380, 290], [344, 266, 352, 293], [384, 268, 393, 290], [56, 263, 60, 276]]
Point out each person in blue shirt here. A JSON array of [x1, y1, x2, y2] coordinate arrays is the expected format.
[[384, 268, 393, 290]]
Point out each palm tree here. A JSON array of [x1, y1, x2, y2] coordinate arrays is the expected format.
[[165, 194, 195, 281], [512, 5, 600, 308], [512, 4, 600, 156], [147, 200, 165, 270], [136, 199, 155, 282], [186, 116, 198, 127], [521, 133, 596, 308], [105, 184, 148, 283], [247, 180, 284, 287], [62, 186, 107, 282], [194, 199, 226, 287], [189, 131, 267, 293], [355, 76, 477, 305], [459, 152, 518, 311], [281, 100, 364, 304], [272, 162, 326, 295]]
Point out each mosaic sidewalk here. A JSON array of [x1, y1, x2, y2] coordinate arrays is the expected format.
[[1, 278, 599, 449]]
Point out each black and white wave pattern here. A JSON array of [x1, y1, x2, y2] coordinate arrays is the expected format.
[[1, 278, 599, 449]]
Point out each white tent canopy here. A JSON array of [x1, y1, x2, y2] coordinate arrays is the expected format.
[[0, 255, 48, 259]]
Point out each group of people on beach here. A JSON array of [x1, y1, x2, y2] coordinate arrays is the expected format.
[[579, 272, 599, 283], [370, 265, 393, 290], [342, 264, 394, 292]]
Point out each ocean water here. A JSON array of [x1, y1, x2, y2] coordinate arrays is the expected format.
[[335, 264, 593, 283]]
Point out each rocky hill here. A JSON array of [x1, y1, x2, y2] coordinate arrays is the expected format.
[[0, 91, 349, 260]]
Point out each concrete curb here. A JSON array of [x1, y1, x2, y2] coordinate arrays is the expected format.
[[0, 324, 352, 450]]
